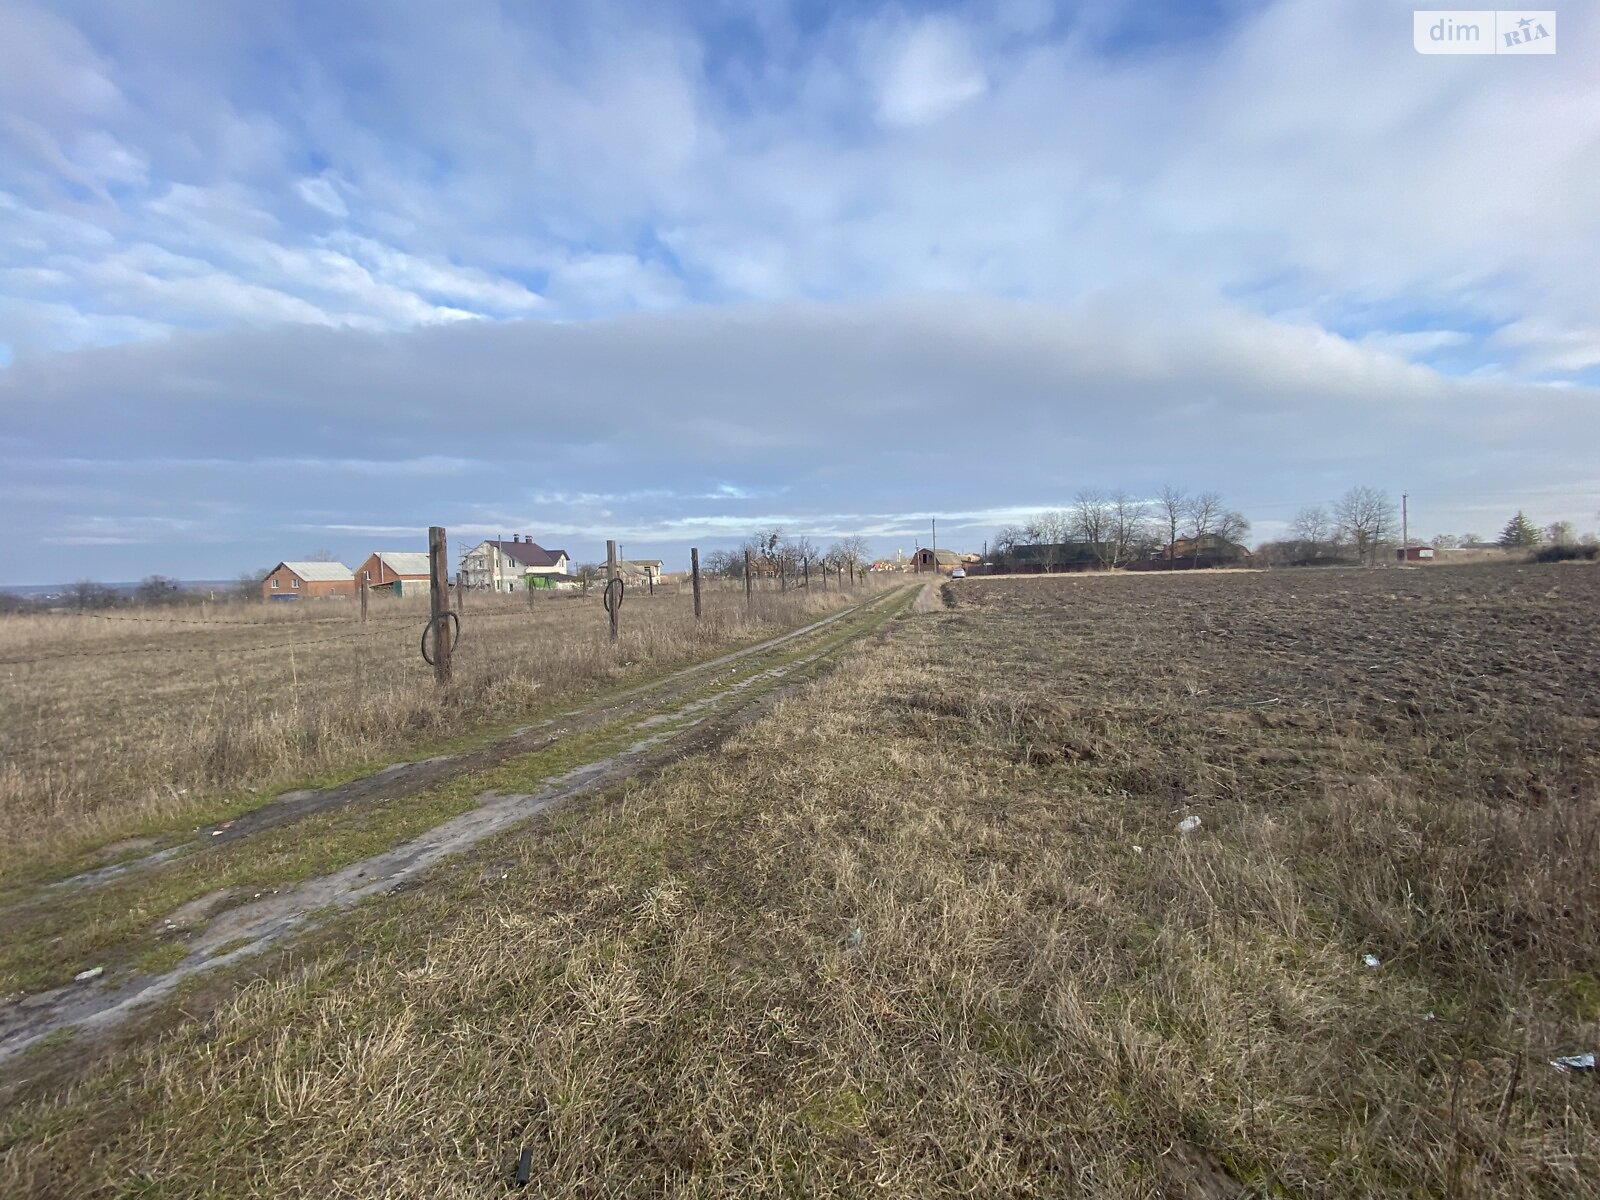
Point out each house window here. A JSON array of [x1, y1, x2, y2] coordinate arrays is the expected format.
[[363, 570, 369, 580], [291, 579, 299, 589], [271, 579, 279, 589]]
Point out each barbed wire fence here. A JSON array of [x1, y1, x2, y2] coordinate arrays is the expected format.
[[0, 531, 872, 764]]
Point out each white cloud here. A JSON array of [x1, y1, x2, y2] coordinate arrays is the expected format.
[[296, 176, 348, 218], [875, 17, 988, 127]]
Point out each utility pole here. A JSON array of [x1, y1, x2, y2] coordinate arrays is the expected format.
[[931, 517, 937, 575], [1402, 492, 1409, 554], [744, 549, 753, 608]]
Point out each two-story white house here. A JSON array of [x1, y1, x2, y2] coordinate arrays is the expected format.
[[460, 536, 572, 592]]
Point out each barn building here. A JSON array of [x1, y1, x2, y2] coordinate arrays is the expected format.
[[912, 548, 964, 574], [352, 551, 432, 595]]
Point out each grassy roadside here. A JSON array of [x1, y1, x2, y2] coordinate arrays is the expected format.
[[0, 587, 917, 999], [0, 587, 883, 896], [3, 572, 1596, 1197]]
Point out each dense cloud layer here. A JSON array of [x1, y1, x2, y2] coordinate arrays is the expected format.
[[3, 294, 1595, 579]]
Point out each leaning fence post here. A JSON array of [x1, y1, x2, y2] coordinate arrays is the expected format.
[[744, 550, 753, 609], [691, 547, 702, 620], [360, 574, 368, 623], [428, 525, 453, 685], [606, 539, 620, 644]]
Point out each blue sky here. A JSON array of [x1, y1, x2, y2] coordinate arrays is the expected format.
[[1, 0, 1597, 583]]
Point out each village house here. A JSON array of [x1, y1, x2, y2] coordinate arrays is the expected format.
[[460, 536, 571, 592], [261, 561, 355, 601], [911, 548, 966, 574], [1159, 534, 1253, 565], [622, 559, 664, 585], [352, 551, 433, 596]]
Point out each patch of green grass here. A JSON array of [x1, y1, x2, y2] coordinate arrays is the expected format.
[[208, 936, 257, 959], [129, 941, 189, 976]]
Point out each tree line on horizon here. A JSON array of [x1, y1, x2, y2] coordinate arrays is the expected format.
[[989, 487, 1251, 570]]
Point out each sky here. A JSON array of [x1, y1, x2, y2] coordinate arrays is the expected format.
[[1, 0, 1597, 584]]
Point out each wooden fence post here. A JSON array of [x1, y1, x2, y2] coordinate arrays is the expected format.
[[803, 559, 810, 589], [744, 549, 753, 608], [428, 525, 453, 685], [691, 547, 702, 620], [360, 575, 368, 623], [606, 539, 619, 644], [455, 575, 465, 614]]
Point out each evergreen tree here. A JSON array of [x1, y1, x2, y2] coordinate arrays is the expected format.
[[1497, 511, 1542, 548]]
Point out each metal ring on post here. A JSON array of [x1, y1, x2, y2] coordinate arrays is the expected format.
[[419, 610, 461, 666], [601, 577, 626, 615]]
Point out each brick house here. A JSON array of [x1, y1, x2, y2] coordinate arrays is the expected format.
[[261, 561, 355, 601], [352, 551, 432, 594]]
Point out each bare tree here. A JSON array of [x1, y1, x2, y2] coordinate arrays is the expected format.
[[573, 562, 601, 594], [704, 549, 743, 579], [1111, 491, 1152, 565], [992, 524, 1026, 567], [134, 575, 184, 607], [1157, 486, 1188, 569], [1333, 486, 1397, 566], [1216, 510, 1251, 547], [1070, 489, 1114, 567], [788, 535, 819, 579], [1024, 509, 1073, 572], [1291, 506, 1331, 559], [1546, 520, 1576, 546], [71, 580, 122, 610], [831, 535, 870, 572], [1430, 533, 1461, 550], [1185, 491, 1225, 568]]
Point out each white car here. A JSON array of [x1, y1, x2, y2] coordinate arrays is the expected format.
[[950, 568, 967, 579]]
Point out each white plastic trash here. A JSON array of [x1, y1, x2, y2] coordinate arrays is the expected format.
[[1177, 816, 1202, 834], [1551, 1053, 1595, 1074], [1363, 954, 1381, 969], [74, 966, 104, 982]]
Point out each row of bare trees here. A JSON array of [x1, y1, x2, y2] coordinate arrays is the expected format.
[[992, 488, 1251, 570], [702, 530, 871, 582], [1267, 486, 1399, 567]]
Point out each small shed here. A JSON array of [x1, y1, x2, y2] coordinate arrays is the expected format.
[[1396, 546, 1436, 562]]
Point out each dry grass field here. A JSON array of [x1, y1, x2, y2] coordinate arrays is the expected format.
[[0, 582, 865, 877], [3, 563, 1597, 1197]]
